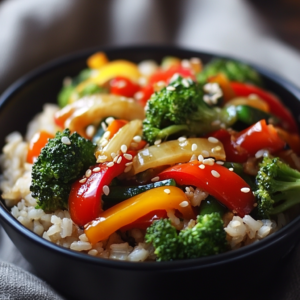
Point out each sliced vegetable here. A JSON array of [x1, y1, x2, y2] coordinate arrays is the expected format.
[[96, 120, 142, 162], [87, 52, 109, 69], [231, 82, 298, 133], [225, 96, 269, 112], [106, 119, 128, 139], [110, 77, 140, 98], [158, 161, 256, 217], [129, 137, 226, 176], [275, 127, 300, 155], [102, 179, 176, 208], [54, 94, 145, 136], [234, 119, 285, 156], [26, 131, 54, 164], [199, 196, 227, 216], [68, 154, 130, 227], [120, 210, 167, 231], [84, 186, 196, 243]]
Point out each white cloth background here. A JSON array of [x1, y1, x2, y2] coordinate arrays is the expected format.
[[1, 0, 300, 299]]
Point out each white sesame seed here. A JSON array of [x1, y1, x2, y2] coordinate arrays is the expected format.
[[255, 149, 266, 159], [103, 185, 110, 196], [124, 165, 132, 173], [121, 144, 127, 153], [61, 136, 71, 145], [185, 187, 190, 192], [208, 137, 219, 143], [93, 167, 100, 172], [229, 168, 234, 171], [101, 122, 107, 131], [86, 125, 96, 138], [164, 189, 171, 194], [111, 152, 117, 159], [191, 143, 197, 151], [181, 59, 190, 68], [79, 178, 87, 184], [189, 154, 197, 162], [216, 161, 224, 165], [117, 156, 122, 164], [179, 201, 189, 207], [182, 79, 190, 88], [105, 117, 115, 125], [179, 141, 188, 147], [203, 158, 215, 166], [199, 164, 205, 169], [133, 135, 142, 143], [211, 170, 220, 178], [198, 155, 204, 162], [103, 131, 111, 139], [241, 187, 250, 193], [124, 153, 133, 160], [125, 162, 133, 166], [169, 73, 180, 83], [107, 162, 114, 167], [85, 169, 92, 178], [202, 150, 209, 156], [101, 139, 108, 147], [154, 139, 161, 145], [178, 136, 187, 142], [166, 86, 176, 91], [113, 155, 119, 162], [151, 176, 160, 182]]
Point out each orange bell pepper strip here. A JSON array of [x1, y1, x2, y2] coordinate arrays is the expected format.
[[106, 119, 128, 138], [84, 186, 196, 243], [87, 52, 109, 69], [26, 131, 54, 163]]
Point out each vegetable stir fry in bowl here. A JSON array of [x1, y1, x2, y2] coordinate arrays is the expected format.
[[1, 49, 300, 263]]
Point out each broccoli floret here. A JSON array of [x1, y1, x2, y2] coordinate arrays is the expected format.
[[145, 213, 228, 261], [197, 58, 262, 86], [254, 156, 300, 219], [145, 218, 182, 261], [142, 77, 237, 144], [30, 129, 96, 212], [179, 213, 228, 258]]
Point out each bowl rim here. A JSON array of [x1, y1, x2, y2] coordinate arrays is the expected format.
[[1, 44, 300, 271]]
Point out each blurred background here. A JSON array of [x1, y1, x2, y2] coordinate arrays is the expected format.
[[1, 0, 300, 298], [1, 0, 300, 95]]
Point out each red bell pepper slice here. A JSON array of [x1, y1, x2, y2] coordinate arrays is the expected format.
[[69, 153, 132, 226], [110, 76, 140, 98], [234, 120, 285, 156], [231, 82, 298, 133], [158, 161, 256, 217], [209, 129, 248, 163]]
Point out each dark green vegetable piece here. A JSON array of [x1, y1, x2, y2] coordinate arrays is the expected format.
[[199, 196, 227, 216], [142, 76, 237, 144], [30, 129, 96, 212], [145, 213, 228, 261], [254, 156, 300, 219], [235, 105, 279, 127], [197, 58, 262, 86], [102, 179, 176, 208]]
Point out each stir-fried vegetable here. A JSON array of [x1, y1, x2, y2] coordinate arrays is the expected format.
[[12, 52, 300, 262]]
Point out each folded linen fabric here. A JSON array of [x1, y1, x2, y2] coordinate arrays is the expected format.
[[0, 261, 64, 300]]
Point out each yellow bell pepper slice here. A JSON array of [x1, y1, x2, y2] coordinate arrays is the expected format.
[[87, 52, 109, 69], [91, 60, 141, 85], [84, 186, 196, 243]]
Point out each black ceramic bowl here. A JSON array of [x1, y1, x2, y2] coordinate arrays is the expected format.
[[1, 46, 300, 300]]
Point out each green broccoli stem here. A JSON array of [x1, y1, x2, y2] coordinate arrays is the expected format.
[[156, 124, 189, 140]]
